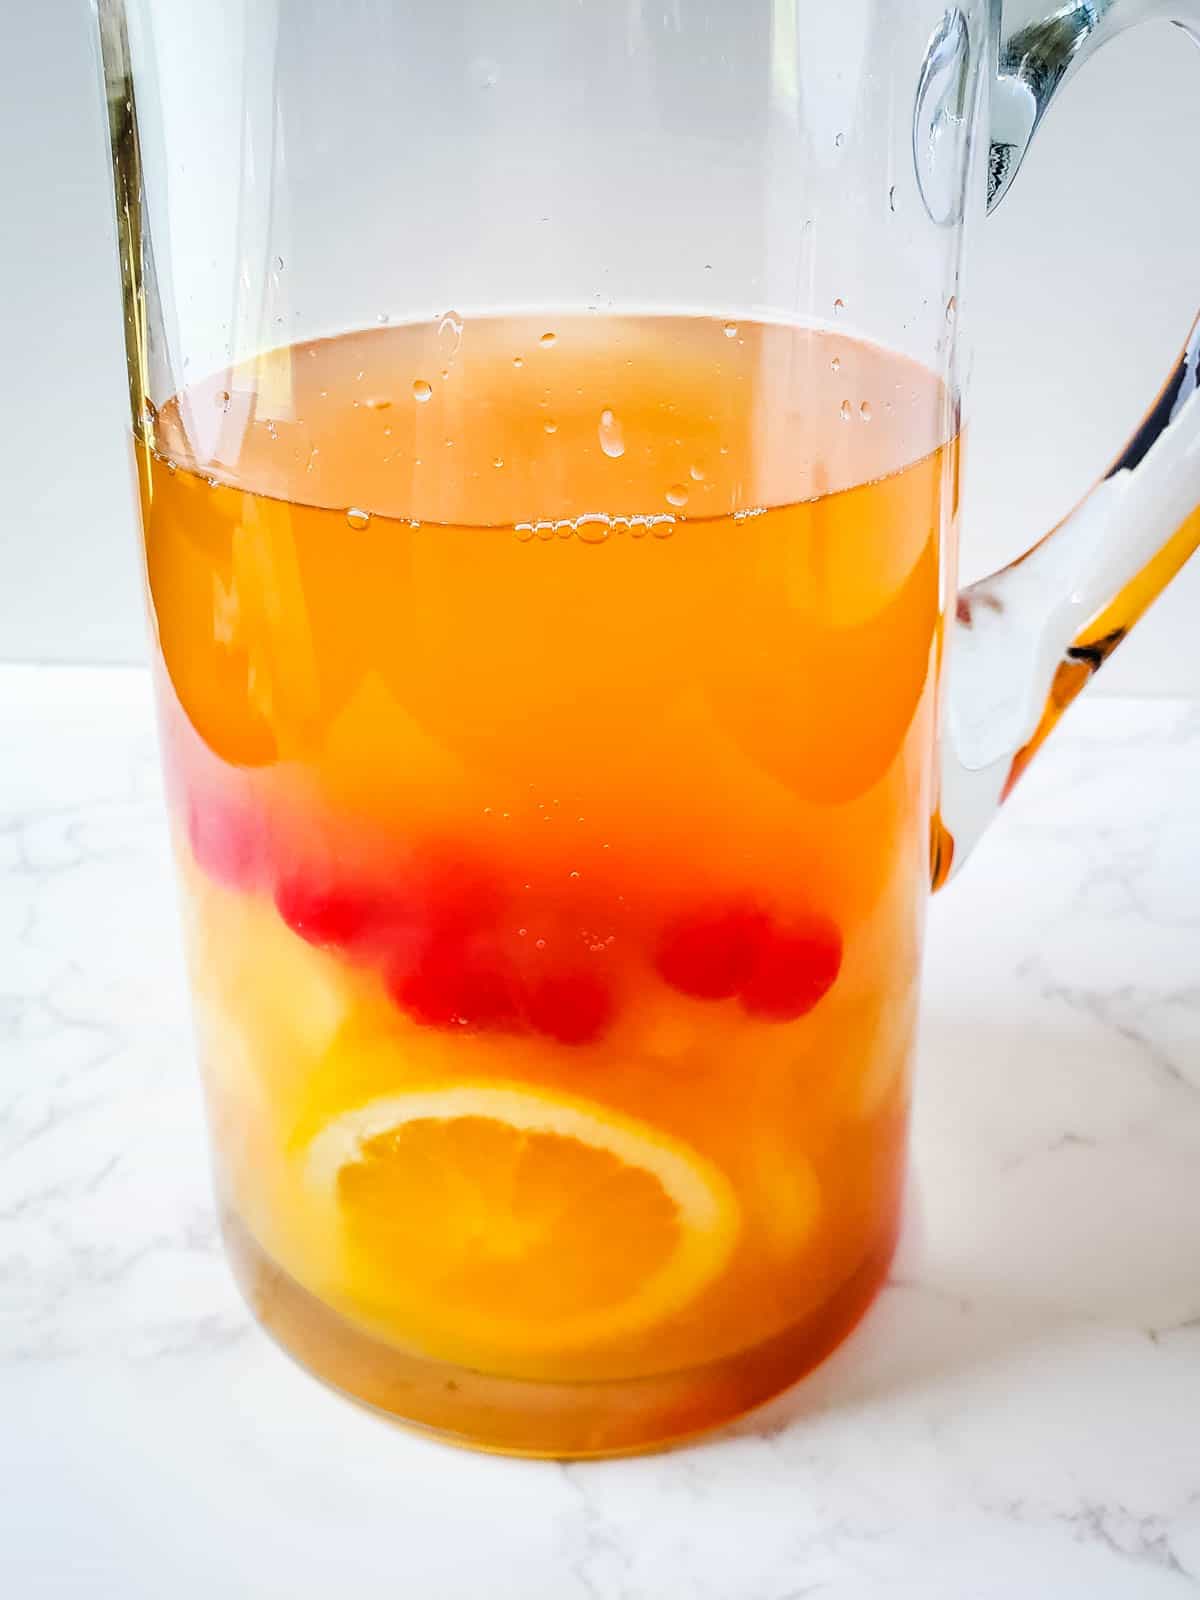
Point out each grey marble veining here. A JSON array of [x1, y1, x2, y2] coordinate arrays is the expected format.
[[2, 667, 1198, 1599]]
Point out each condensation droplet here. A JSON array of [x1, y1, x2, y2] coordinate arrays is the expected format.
[[345, 507, 371, 530], [833, 297, 846, 315], [830, 356, 841, 374], [492, 456, 504, 469], [689, 464, 705, 482], [723, 322, 738, 339], [840, 399, 853, 422], [365, 395, 391, 410], [437, 310, 464, 357], [889, 184, 897, 213], [216, 390, 231, 411], [165, 460, 176, 476], [568, 870, 580, 881], [376, 311, 390, 325], [273, 255, 284, 272], [535, 938, 547, 950], [539, 331, 556, 348], [665, 483, 688, 508], [512, 356, 524, 369], [598, 408, 625, 458], [945, 294, 957, 321], [543, 419, 558, 434], [859, 400, 873, 422], [412, 378, 433, 402], [834, 132, 845, 149]]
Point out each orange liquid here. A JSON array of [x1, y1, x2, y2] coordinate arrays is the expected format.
[[140, 315, 953, 1455]]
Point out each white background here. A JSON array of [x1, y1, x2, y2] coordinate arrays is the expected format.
[[3, 1, 1199, 691]]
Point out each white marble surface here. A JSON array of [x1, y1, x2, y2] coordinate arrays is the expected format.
[[2, 664, 1199, 1599]]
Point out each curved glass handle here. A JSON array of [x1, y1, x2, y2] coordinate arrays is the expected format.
[[934, 0, 1200, 886]]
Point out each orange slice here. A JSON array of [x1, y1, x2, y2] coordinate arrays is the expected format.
[[305, 1084, 739, 1351]]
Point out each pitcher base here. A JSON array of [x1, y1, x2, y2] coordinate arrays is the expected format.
[[221, 1209, 897, 1460]]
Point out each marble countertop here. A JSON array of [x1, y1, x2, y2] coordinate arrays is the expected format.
[[2, 664, 1198, 1599]]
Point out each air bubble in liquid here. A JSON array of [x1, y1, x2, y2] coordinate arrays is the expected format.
[[513, 356, 524, 369], [689, 464, 705, 482], [492, 457, 504, 469], [543, 419, 558, 434], [365, 396, 392, 410], [539, 331, 556, 348], [412, 378, 433, 402], [598, 408, 625, 458], [345, 507, 371, 530], [575, 515, 610, 544], [723, 322, 738, 339]]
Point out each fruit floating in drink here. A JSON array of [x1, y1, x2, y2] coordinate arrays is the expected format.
[[140, 313, 952, 1456]]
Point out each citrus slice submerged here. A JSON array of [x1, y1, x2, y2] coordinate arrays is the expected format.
[[306, 1083, 740, 1351]]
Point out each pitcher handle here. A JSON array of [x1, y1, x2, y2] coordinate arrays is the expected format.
[[934, 0, 1200, 886]]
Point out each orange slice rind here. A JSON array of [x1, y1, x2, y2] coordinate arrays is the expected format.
[[305, 1083, 740, 1351]]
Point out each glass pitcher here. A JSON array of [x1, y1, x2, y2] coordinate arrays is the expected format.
[[93, 0, 1200, 1458]]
